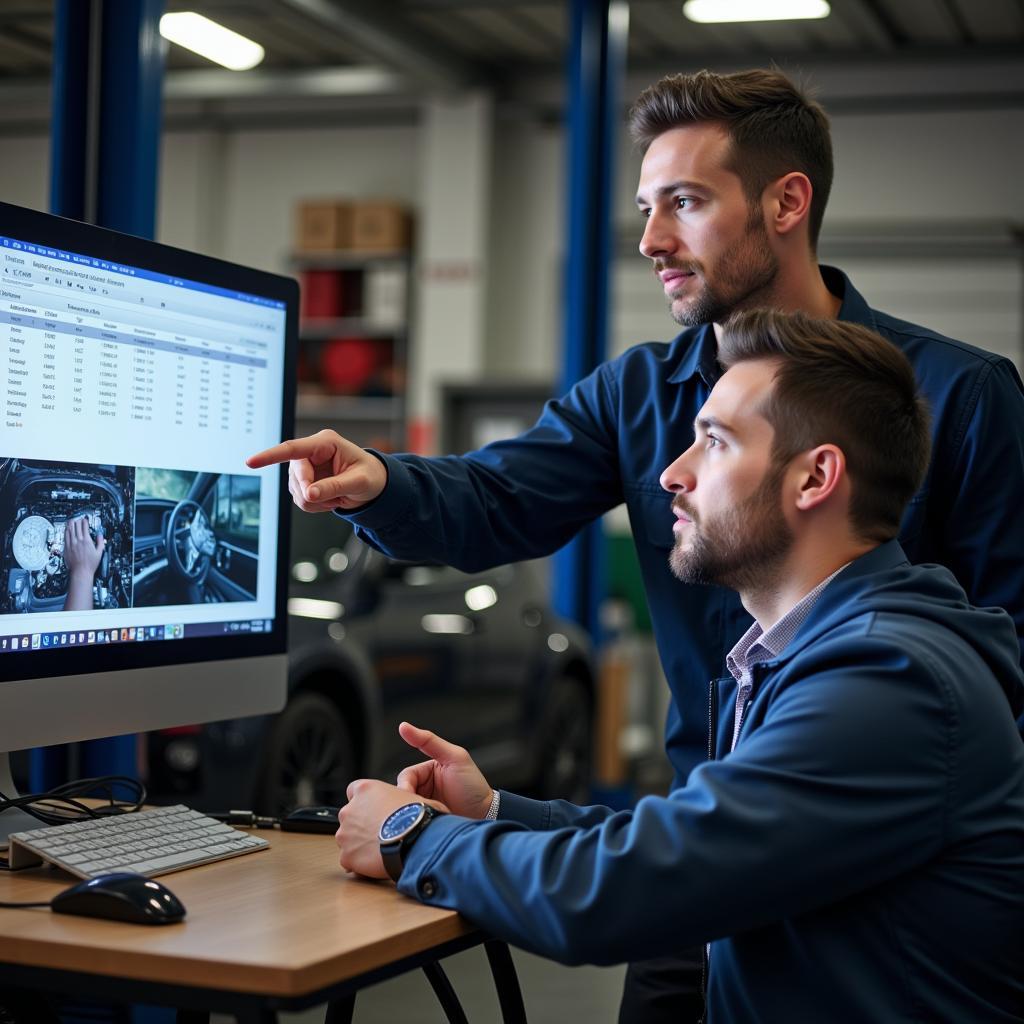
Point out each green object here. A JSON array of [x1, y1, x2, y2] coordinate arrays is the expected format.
[[607, 533, 652, 633]]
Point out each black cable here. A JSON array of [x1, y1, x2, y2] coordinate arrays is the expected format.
[[206, 809, 278, 828], [0, 775, 146, 828], [0, 901, 50, 909]]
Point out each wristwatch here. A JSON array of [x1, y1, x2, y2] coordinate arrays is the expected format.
[[379, 802, 445, 882]]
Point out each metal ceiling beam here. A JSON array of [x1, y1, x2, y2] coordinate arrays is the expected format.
[[853, 0, 911, 47], [0, 65, 409, 108], [166, 65, 407, 98], [276, 0, 485, 91], [938, 0, 976, 44], [1, 26, 53, 61]]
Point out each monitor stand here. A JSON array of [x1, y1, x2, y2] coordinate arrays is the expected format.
[[0, 751, 46, 848]]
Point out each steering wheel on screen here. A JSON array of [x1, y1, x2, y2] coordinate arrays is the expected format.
[[165, 500, 217, 583]]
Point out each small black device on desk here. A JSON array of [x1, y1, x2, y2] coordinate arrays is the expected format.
[[280, 806, 340, 834], [50, 872, 186, 925]]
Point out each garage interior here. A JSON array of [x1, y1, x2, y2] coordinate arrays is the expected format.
[[1, 1, 1022, 1021]]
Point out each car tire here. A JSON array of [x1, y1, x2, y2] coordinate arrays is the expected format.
[[535, 675, 593, 804], [257, 691, 357, 817]]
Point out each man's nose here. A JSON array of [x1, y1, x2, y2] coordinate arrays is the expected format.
[[660, 449, 695, 493], [639, 209, 677, 260]]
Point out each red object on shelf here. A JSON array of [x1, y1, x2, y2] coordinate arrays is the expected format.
[[297, 345, 313, 383], [320, 337, 378, 394], [300, 270, 345, 318]]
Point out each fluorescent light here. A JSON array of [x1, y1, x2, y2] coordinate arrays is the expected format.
[[683, 0, 830, 23], [464, 584, 498, 612], [288, 598, 344, 620], [421, 614, 474, 635], [159, 12, 265, 71], [292, 560, 319, 583]]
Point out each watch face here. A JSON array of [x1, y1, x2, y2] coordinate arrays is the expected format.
[[379, 802, 425, 842]]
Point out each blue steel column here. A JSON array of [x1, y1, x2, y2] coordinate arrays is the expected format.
[[552, 0, 628, 639], [49, 0, 93, 221], [96, 0, 166, 239], [34, 0, 166, 791]]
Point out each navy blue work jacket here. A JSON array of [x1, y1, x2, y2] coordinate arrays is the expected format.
[[345, 267, 1024, 782], [395, 543, 1024, 1023]]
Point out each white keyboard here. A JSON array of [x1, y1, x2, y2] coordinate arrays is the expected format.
[[7, 804, 269, 879]]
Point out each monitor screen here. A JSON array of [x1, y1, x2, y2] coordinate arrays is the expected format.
[[0, 201, 294, 777]]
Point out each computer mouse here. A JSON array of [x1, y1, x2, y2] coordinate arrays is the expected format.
[[50, 872, 186, 925], [280, 805, 341, 834]]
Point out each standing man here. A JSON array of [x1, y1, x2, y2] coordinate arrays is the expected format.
[[249, 69, 1024, 1021], [335, 310, 1024, 1024]]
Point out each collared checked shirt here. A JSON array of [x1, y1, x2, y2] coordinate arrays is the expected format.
[[725, 565, 850, 751]]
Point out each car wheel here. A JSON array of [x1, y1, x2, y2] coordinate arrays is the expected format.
[[536, 676, 593, 804], [257, 692, 356, 816]]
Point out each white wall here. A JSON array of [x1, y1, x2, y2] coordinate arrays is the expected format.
[[3, 80, 1022, 383], [0, 135, 49, 211], [484, 117, 563, 381], [0, 124, 420, 276], [159, 124, 420, 273]]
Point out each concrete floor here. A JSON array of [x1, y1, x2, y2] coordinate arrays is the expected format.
[[211, 946, 626, 1023]]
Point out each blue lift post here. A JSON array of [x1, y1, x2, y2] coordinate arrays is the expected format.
[[553, 0, 628, 644], [555, 0, 631, 810], [43, 19, 172, 1024], [33, 0, 166, 792]]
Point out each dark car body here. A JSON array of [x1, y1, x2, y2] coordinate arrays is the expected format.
[[148, 509, 596, 815]]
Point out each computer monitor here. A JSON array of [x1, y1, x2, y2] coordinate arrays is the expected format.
[[0, 200, 296, 839]]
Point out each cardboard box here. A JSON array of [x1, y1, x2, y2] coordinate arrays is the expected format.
[[349, 201, 412, 252], [295, 200, 352, 252]]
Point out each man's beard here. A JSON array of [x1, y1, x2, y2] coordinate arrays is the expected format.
[[666, 210, 779, 328], [669, 462, 793, 592]]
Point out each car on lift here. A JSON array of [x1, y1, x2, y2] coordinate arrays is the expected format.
[[147, 508, 596, 816]]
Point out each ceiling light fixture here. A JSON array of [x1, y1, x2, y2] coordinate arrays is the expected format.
[[159, 12, 265, 71], [683, 0, 830, 23]]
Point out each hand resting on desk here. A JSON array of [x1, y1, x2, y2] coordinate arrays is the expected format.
[[337, 722, 492, 880], [337, 779, 448, 879]]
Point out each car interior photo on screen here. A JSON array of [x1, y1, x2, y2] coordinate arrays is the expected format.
[[1, 457, 134, 613], [132, 468, 260, 607]]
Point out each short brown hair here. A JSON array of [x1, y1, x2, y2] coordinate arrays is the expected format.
[[629, 69, 833, 248], [718, 309, 931, 543]]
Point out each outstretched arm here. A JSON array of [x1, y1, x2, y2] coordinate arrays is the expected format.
[[247, 428, 388, 512], [339, 364, 623, 571]]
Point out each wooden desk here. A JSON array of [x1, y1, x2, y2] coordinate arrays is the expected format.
[[0, 827, 524, 1023]]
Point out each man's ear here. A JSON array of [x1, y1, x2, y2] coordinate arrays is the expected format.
[[793, 444, 845, 512], [766, 172, 812, 239]]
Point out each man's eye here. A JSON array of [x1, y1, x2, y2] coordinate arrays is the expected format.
[[676, 196, 693, 210], [639, 208, 651, 219], [706, 435, 721, 449]]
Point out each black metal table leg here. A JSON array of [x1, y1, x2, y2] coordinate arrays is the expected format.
[[421, 961, 470, 1024], [484, 940, 527, 1024], [233, 1009, 277, 1024], [324, 994, 356, 1024]]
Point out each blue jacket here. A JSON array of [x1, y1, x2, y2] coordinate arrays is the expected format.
[[345, 267, 1024, 782], [397, 543, 1024, 1023]]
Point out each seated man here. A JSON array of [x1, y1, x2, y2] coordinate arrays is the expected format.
[[336, 310, 1024, 1023]]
